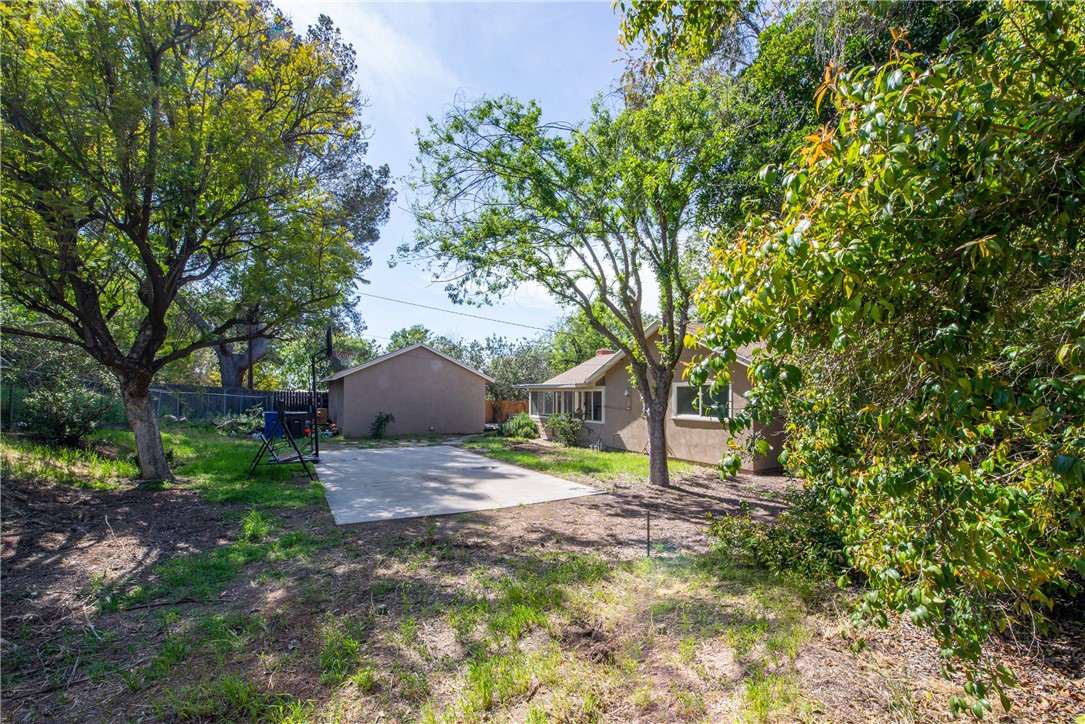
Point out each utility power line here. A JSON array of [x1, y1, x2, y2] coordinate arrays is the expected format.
[[358, 292, 550, 332]]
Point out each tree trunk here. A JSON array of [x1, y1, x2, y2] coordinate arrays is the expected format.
[[120, 380, 174, 481], [645, 399, 670, 487], [217, 335, 268, 388]]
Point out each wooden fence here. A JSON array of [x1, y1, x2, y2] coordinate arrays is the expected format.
[[486, 399, 529, 424]]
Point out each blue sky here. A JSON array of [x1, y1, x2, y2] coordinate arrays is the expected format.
[[278, 1, 627, 347]]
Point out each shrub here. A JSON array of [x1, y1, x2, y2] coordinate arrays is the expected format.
[[369, 411, 395, 439], [545, 412, 584, 447], [25, 385, 113, 444], [706, 484, 848, 580], [499, 412, 539, 439]]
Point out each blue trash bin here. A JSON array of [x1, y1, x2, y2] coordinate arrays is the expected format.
[[263, 411, 282, 438]]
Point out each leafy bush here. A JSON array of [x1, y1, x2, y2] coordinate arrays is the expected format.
[[545, 412, 584, 447], [695, 5, 1085, 713], [369, 411, 395, 439], [499, 412, 539, 439], [25, 386, 113, 444], [706, 485, 848, 580]]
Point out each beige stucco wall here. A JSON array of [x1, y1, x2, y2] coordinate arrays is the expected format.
[[328, 348, 486, 437], [536, 343, 784, 473]]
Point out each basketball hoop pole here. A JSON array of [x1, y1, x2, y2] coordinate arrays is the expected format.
[[310, 353, 319, 460]]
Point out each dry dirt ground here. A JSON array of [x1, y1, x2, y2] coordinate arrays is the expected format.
[[2, 440, 1082, 722]]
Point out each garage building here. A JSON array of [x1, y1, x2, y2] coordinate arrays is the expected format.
[[325, 343, 492, 437]]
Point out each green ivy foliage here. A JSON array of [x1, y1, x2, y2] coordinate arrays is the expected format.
[[694, 3, 1085, 715]]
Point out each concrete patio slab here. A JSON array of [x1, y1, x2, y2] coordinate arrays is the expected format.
[[316, 446, 602, 525]]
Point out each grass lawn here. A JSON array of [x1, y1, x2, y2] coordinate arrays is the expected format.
[[462, 434, 699, 485], [2, 428, 1078, 722]]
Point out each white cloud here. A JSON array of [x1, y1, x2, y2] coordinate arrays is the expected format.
[[278, 2, 460, 119]]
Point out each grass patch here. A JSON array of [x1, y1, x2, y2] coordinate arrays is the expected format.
[[0, 437, 137, 488], [478, 553, 611, 642], [9, 427, 343, 612], [239, 508, 274, 543], [6, 424, 831, 722], [741, 667, 802, 723], [155, 675, 315, 722], [320, 616, 369, 686], [93, 525, 344, 611], [463, 435, 697, 483]]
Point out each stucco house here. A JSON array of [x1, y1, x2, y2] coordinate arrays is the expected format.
[[521, 327, 783, 473], [325, 343, 493, 437]]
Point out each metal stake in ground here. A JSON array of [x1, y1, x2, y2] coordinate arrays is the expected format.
[[646, 507, 651, 557]]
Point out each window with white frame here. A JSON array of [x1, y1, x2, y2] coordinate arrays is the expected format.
[[530, 389, 604, 423], [577, 389, 604, 423], [671, 382, 730, 420]]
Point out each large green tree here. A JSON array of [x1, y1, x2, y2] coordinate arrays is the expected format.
[[1, 1, 387, 479], [405, 79, 736, 485], [546, 308, 625, 372], [695, 3, 1084, 712], [620, 1, 995, 235]]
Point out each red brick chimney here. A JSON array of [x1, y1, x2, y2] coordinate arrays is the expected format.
[[595, 349, 615, 356]]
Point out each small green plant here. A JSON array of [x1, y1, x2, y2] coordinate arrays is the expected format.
[[544, 412, 584, 447], [499, 412, 539, 439], [239, 509, 272, 543], [673, 686, 707, 719], [369, 411, 395, 439], [349, 666, 381, 693], [741, 669, 801, 723]]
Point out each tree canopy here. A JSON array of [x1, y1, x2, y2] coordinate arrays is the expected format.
[[1, 1, 390, 478], [692, 3, 1085, 713], [405, 79, 739, 485]]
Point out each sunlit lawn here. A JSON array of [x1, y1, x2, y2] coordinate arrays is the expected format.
[[3, 425, 816, 723], [462, 433, 700, 484]]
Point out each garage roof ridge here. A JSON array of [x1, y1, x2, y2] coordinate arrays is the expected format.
[[322, 342, 495, 383]]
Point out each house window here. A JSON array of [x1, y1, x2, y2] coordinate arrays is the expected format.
[[672, 382, 730, 420], [578, 389, 604, 423], [530, 389, 604, 423]]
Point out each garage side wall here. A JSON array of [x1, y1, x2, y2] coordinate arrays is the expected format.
[[337, 349, 486, 437], [328, 379, 345, 432]]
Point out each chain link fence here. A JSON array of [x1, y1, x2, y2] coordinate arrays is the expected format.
[[2, 375, 326, 431]]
